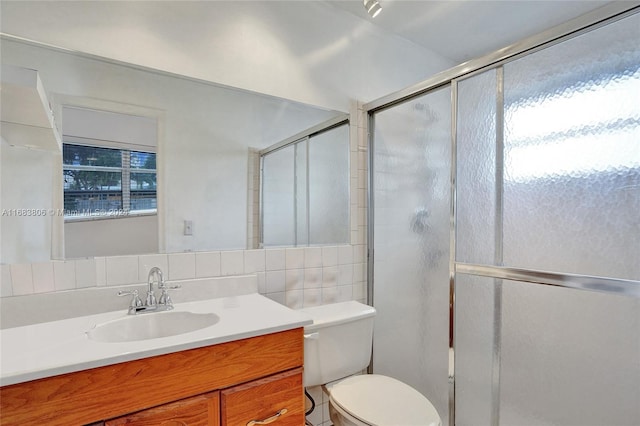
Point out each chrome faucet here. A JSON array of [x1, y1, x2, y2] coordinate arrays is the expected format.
[[146, 266, 163, 306], [117, 267, 180, 315]]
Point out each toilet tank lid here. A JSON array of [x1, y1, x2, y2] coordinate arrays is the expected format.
[[298, 301, 376, 331]]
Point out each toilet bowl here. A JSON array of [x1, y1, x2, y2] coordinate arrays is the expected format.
[[299, 301, 442, 426]]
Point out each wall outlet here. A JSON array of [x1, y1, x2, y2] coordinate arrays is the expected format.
[[184, 220, 193, 236]]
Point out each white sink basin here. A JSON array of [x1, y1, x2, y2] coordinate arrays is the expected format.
[[87, 311, 220, 343]]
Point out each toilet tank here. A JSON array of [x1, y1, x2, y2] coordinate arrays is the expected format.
[[299, 301, 376, 387]]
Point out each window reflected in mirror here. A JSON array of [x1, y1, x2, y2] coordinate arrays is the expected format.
[[63, 144, 157, 218], [62, 106, 159, 258]]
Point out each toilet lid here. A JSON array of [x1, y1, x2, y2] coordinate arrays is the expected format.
[[329, 375, 441, 426]]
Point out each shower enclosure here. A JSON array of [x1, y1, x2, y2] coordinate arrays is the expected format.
[[261, 117, 350, 247], [368, 6, 639, 426]]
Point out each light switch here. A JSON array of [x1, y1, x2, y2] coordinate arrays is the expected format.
[[184, 220, 193, 236]]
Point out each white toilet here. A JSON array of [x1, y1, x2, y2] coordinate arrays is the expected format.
[[300, 301, 442, 426]]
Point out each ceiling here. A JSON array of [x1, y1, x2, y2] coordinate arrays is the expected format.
[[327, 0, 612, 62], [0, 0, 620, 109]]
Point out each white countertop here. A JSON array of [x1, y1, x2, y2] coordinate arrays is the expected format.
[[0, 293, 312, 386]]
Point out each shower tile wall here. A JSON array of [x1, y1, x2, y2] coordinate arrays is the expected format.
[[246, 148, 260, 249]]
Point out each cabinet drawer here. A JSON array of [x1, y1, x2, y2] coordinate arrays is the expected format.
[[106, 391, 220, 426], [221, 368, 304, 426]]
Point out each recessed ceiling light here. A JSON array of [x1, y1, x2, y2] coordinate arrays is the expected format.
[[364, 0, 382, 18]]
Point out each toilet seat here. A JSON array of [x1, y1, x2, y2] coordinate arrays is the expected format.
[[328, 374, 441, 426]]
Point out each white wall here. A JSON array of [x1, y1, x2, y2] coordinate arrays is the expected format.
[[0, 1, 454, 112], [65, 216, 158, 259]]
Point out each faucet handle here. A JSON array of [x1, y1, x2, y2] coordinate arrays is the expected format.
[[158, 284, 180, 306], [118, 289, 143, 308], [158, 281, 181, 290]]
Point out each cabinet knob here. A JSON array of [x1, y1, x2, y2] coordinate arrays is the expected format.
[[246, 408, 288, 425]]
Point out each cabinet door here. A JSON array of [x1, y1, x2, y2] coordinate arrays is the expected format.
[[221, 368, 304, 426], [105, 391, 220, 426]]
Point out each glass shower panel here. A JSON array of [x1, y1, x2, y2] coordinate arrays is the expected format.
[[456, 13, 640, 279], [454, 274, 497, 426], [455, 69, 498, 265], [372, 86, 451, 424], [455, 275, 640, 425], [501, 13, 640, 279], [308, 124, 349, 245], [261, 145, 295, 246], [500, 280, 640, 425]]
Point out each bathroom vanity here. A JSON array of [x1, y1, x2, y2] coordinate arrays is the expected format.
[[0, 293, 311, 425]]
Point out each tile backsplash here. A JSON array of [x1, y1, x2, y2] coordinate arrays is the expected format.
[[0, 245, 367, 310]]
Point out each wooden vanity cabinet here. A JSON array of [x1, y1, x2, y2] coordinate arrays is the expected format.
[[0, 328, 304, 426], [104, 368, 305, 426]]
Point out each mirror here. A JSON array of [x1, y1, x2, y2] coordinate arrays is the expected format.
[[0, 36, 347, 263]]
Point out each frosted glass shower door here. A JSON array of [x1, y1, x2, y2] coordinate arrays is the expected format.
[[262, 145, 295, 246], [261, 121, 349, 247], [308, 124, 350, 245], [455, 11, 640, 426], [371, 86, 451, 424]]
